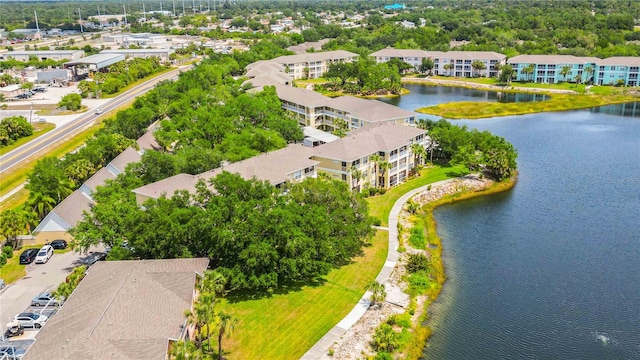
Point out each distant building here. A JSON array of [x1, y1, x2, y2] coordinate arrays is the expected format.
[[400, 20, 416, 29], [384, 3, 406, 10], [100, 48, 175, 62], [371, 48, 507, 77], [0, 50, 84, 62]]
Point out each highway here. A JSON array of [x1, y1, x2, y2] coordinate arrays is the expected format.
[[0, 65, 192, 176]]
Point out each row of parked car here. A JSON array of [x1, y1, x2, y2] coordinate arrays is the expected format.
[[18, 240, 67, 265], [15, 87, 46, 100]]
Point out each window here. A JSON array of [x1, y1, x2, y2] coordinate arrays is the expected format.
[[294, 171, 302, 180]]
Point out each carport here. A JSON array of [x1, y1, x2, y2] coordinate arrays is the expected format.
[[63, 53, 125, 80]]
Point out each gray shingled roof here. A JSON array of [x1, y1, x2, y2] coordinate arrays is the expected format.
[[312, 122, 426, 162], [508, 54, 587, 65], [50, 190, 93, 228], [328, 96, 417, 122], [22, 258, 209, 360], [273, 50, 358, 65], [597, 57, 640, 66], [109, 147, 141, 174], [136, 129, 162, 151], [83, 167, 116, 193], [370, 48, 430, 58], [133, 144, 318, 200]]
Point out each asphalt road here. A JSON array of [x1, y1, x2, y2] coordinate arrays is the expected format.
[[0, 248, 104, 335], [0, 64, 193, 175]]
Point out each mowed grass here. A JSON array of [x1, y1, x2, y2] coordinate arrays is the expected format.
[[219, 229, 389, 360], [367, 165, 468, 227], [417, 93, 639, 119]]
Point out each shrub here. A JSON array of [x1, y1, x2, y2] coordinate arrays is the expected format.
[[408, 226, 426, 249], [58, 93, 82, 111], [2, 246, 13, 258], [371, 217, 382, 226], [0, 254, 6, 267], [374, 352, 393, 360], [408, 270, 431, 295], [372, 324, 401, 352], [406, 253, 430, 273]]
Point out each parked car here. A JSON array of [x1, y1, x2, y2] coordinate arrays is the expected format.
[[3, 321, 24, 338], [31, 293, 63, 307], [0, 345, 25, 359], [13, 312, 48, 328], [0, 279, 5, 289], [49, 239, 68, 250], [19, 249, 39, 265], [34, 245, 53, 264]]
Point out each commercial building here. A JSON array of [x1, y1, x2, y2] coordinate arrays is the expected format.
[[64, 53, 126, 72], [22, 258, 209, 360], [0, 50, 84, 62], [100, 48, 175, 62]]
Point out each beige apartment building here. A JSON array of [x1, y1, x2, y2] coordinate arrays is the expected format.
[[312, 123, 428, 190], [370, 48, 507, 77]]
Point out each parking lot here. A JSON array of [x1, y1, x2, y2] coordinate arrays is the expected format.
[[0, 247, 105, 340]]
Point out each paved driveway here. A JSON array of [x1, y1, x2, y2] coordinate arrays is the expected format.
[[0, 248, 103, 334]]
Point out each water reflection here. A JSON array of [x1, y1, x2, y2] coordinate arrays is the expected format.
[[589, 102, 640, 118], [381, 84, 548, 109]]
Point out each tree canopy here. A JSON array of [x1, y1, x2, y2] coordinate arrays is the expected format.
[[71, 172, 374, 291]]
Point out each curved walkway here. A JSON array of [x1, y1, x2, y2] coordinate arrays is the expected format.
[[301, 179, 456, 359]]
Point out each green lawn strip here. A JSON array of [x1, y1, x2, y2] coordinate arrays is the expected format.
[[417, 93, 639, 119], [0, 245, 41, 283], [367, 165, 468, 227], [37, 106, 88, 116], [0, 122, 55, 156], [0, 123, 104, 207], [219, 229, 389, 360]]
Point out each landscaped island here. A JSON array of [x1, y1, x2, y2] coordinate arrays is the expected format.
[[410, 77, 639, 119]]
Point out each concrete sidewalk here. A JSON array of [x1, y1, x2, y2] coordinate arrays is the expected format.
[[301, 179, 456, 359]]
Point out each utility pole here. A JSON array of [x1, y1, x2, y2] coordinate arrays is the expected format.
[[78, 9, 83, 33], [143, 3, 146, 22], [34, 11, 40, 33], [29, 102, 34, 124], [173, 0, 176, 17], [123, 5, 128, 26], [182, 0, 185, 16], [192, 0, 196, 15]]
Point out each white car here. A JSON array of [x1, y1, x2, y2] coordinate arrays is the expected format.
[[34, 245, 53, 264], [95, 108, 103, 115], [13, 312, 48, 329]]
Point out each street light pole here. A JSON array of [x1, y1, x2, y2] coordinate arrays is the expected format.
[[29, 102, 34, 124]]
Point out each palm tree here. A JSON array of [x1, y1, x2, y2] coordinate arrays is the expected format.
[[410, 143, 426, 168], [65, 159, 96, 186], [584, 66, 594, 84], [471, 60, 486, 77], [560, 65, 571, 82], [27, 191, 56, 221], [216, 311, 238, 360], [522, 64, 535, 82], [378, 161, 392, 188], [350, 165, 363, 191], [443, 63, 454, 76], [0, 209, 28, 248], [369, 154, 382, 188], [367, 281, 387, 307]]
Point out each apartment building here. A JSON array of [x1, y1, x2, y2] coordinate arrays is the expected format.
[[370, 48, 507, 77], [595, 57, 640, 86], [132, 144, 319, 205], [271, 50, 358, 79], [272, 83, 417, 131], [32, 147, 141, 244], [508, 54, 599, 84], [312, 123, 428, 190]]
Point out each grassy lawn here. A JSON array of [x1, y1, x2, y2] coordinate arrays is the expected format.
[[367, 165, 468, 227], [220, 229, 389, 360], [0, 122, 55, 156], [0, 245, 41, 284], [293, 78, 328, 88], [37, 105, 88, 116], [417, 93, 639, 119], [0, 123, 104, 211]]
